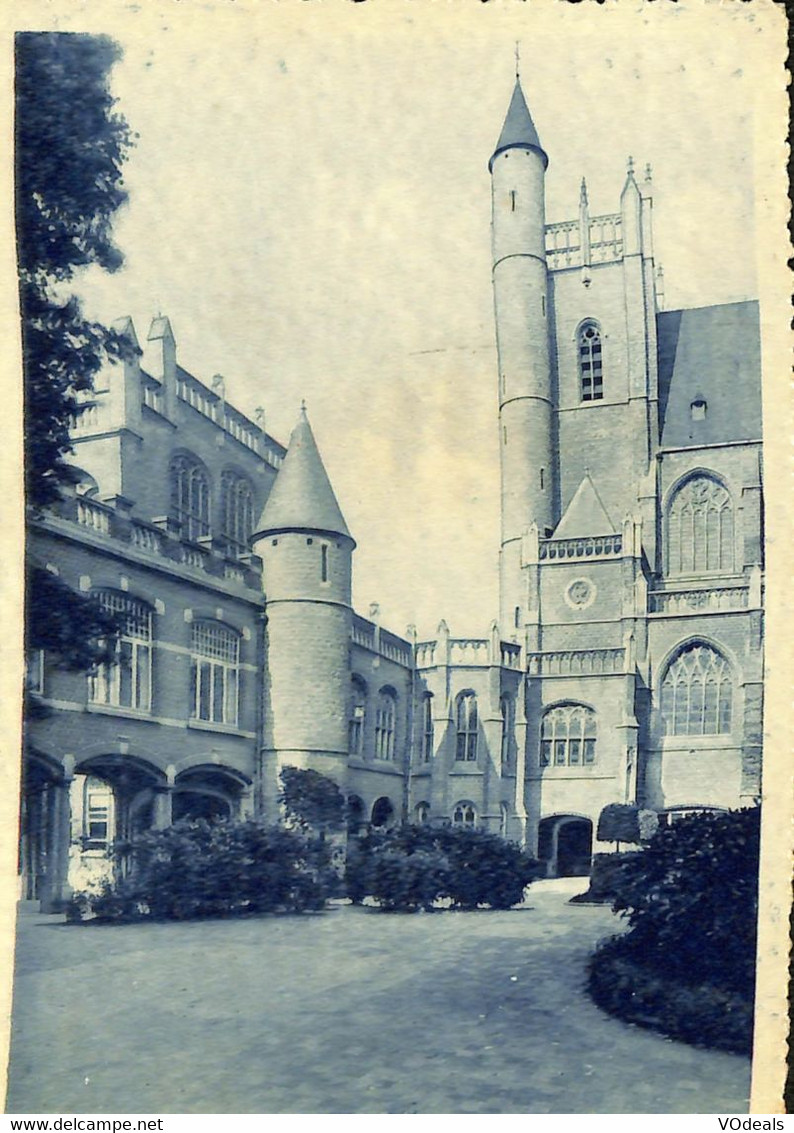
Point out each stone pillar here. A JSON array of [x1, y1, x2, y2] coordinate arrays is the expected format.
[[40, 770, 74, 914]]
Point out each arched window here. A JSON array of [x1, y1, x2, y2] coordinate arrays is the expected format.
[[660, 643, 732, 736], [499, 801, 509, 838], [414, 802, 430, 825], [374, 689, 396, 760], [455, 692, 478, 762], [666, 475, 734, 575], [371, 796, 394, 828], [89, 591, 152, 712], [349, 677, 367, 756], [190, 621, 240, 726], [540, 703, 596, 767], [452, 801, 477, 828], [422, 694, 434, 763], [170, 454, 211, 542], [220, 471, 254, 558], [500, 694, 514, 772], [578, 322, 603, 402]]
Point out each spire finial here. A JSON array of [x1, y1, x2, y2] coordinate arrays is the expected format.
[[580, 176, 588, 205], [627, 155, 635, 176], [300, 398, 307, 415], [644, 162, 652, 184], [515, 41, 520, 80]]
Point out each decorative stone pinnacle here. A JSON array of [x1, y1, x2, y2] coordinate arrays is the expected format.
[[644, 162, 653, 183], [627, 155, 635, 176]]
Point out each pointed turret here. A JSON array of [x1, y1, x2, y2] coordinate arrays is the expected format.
[[489, 78, 548, 171], [254, 406, 353, 543]]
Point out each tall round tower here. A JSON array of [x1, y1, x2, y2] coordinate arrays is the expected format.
[[490, 78, 554, 633], [251, 407, 355, 815]]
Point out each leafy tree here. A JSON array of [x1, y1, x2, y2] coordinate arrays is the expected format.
[[17, 32, 133, 677], [279, 767, 346, 838]]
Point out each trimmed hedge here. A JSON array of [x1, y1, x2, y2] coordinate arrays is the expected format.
[[68, 819, 331, 922], [587, 807, 760, 1053], [347, 824, 541, 911]]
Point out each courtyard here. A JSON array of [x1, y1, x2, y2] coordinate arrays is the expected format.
[[6, 879, 750, 1114]]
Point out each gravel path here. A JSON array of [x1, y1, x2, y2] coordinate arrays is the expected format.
[[6, 880, 750, 1114]]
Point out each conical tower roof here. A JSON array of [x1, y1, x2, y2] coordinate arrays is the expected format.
[[489, 79, 548, 172], [254, 407, 353, 542]]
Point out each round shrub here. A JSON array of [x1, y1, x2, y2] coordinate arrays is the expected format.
[[368, 846, 451, 911], [347, 823, 540, 911]]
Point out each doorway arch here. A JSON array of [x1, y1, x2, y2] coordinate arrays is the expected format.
[[537, 815, 593, 877]]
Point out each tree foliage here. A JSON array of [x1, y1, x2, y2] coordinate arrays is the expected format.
[[17, 31, 133, 511], [278, 767, 346, 836], [18, 32, 133, 671]]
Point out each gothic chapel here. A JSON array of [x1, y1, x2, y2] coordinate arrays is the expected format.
[[23, 78, 763, 906]]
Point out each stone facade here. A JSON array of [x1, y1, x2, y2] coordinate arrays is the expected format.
[[23, 78, 763, 906]]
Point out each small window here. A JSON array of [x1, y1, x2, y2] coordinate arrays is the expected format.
[[321, 545, 328, 582], [514, 606, 521, 629], [541, 294, 546, 318], [349, 678, 367, 756], [414, 802, 430, 825], [510, 190, 517, 212], [422, 694, 434, 763], [578, 322, 603, 402], [539, 467, 545, 489], [452, 801, 477, 828], [690, 398, 707, 421], [500, 695, 514, 772], [26, 649, 44, 695], [80, 775, 114, 851]]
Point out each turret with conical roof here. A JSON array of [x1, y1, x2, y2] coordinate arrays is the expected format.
[[490, 76, 555, 633], [489, 78, 549, 172], [252, 408, 355, 817]]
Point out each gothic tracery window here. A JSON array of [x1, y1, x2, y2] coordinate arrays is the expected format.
[[170, 454, 211, 542], [660, 643, 732, 737], [374, 688, 396, 760], [540, 703, 596, 767], [455, 692, 478, 762], [452, 801, 477, 828], [578, 322, 603, 402], [666, 475, 734, 576], [500, 694, 514, 772], [221, 471, 254, 558]]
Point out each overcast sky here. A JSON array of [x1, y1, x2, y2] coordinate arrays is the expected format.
[[48, 2, 772, 639]]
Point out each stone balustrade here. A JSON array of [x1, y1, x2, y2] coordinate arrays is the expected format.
[[545, 213, 623, 270], [52, 495, 262, 589], [539, 533, 622, 561], [527, 647, 626, 677], [351, 615, 412, 668], [649, 586, 749, 615], [76, 498, 112, 535]]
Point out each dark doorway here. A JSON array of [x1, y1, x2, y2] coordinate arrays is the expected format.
[[537, 815, 593, 877], [173, 792, 232, 823], [557, 818, 592, 877], [370, 796, 394, 828]]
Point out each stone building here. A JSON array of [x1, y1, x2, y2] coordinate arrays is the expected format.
[[23, 78, 763, 906]]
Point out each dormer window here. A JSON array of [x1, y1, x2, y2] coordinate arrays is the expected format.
[[690, 397, 707, 421], [578, 322, 603, 402]]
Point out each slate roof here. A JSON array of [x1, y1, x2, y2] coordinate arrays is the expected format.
[[657, 300, 762, 448], [489, 79, 548, 171], [254, 408, 353, 541]]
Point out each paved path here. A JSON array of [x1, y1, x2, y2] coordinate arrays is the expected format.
[[6, 880, 750, 1114]]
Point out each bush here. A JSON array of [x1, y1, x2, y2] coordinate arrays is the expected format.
[[588, 935, 754, 1055], [68, 818, 331, 922], [568, 851, 642, 904], [368, 846, 451, 911], [347, 824, 540, 911], [608, 807, 760, 996], [279, 766, 346, 836], [587, 807, 760, 1053]]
